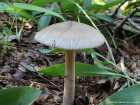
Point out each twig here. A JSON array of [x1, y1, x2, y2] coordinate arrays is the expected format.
[[20, 61, 63, 92], [0, 68, 22, 81], [108, 13, 140, 23], [111, 0, 127, 18], [118, 81, 128, 91], [6, 57, 63, 92], [119, 57, 140, 91], [0, 75, 59, 89], [113, 6, 140, 36], [37, 50, 53, 66], [128, 18, 140, 30], [120, 57, 139, 80]]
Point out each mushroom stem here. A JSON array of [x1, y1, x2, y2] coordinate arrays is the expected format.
[[63, 50, 75, 105]]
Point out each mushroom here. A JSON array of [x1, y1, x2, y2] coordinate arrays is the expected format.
[[35, 21, 105, 105]]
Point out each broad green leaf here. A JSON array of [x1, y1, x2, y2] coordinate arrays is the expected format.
[[39, 63, 125, 78], [61, 3, 79, 12], [22, 64, 35, 72], [89, 13, 114, 22], [74, 12, 114, 22], [83, 0, 92, 7], [7, 2, 41, 26], [0, 2, 11, 12], [31, 0, 71, 7], [99, 84, 140, 105], [73, 15, 94, 26], [13, 3, 64, 20], [38, 4, 54, 31], [38, 48, 65, 54], [0, 86, 41, 105], [83, 4, 103, 13], [7, 8, 41, 27], [53, 2, 67, 22], [3, 27, 10, 35], [38, 48, 121, 70], [103, 0, 122, 9]]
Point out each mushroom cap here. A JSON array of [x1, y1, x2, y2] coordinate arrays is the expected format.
[[35, 21, 105, 50]]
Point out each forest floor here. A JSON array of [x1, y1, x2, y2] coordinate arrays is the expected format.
[[1, 3, 140, 105]]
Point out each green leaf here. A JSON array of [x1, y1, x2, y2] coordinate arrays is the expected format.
[[22, 64, 35, 72], [3, 27, 10, 35], [74, 12, 114, 22], [83, 4, 103, 13], [39, 63, 124, 78], [101, 62, 113, 65], [103, 0, 123, 9], [38, 4, 54, 31], [0, 86, 41, 105], [73, 15, 94, 26], [14, 0, 26, 3], [38, 48, 65, 54], [89, 13, 114, 22], [83, 0, 92, 7], [38, 48, 122, 70], [53, 2, 67, 22], [136, 12, 140, 16], [8, 30, 12, 35], [99, 84, 140, 105], [13, 3, 64, 20], [6, 3, 41, 27], [0, 2, 11, 12], [61, 3, 79, 12], [31, 0, 71, 7], [31, 48, 123, 78]]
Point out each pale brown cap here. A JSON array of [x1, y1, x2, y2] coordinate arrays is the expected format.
[[35, 21, 105, 50]]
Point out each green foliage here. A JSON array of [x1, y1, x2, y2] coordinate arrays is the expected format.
[[31, 0, 71, 7], [0, 0, 140, 104], [38, 48, 65, 54], [39, 63, 124, 78], [83, 0, 92, 7], [38, 48, 121, 70], [37, 3, 54, 31], [99, 84, 140, 105], [103, 0, 123, 9], [0, 86, 41, 105], [1, 26, 10, 35], [7, 3, 41, 25], [53, 2, 67, 22], [121, 0, 140, 15], [13, 3, 64, 20], [0, 2, 11, 12], [83, 4, 103, 13], [61, 3, 79, 12]]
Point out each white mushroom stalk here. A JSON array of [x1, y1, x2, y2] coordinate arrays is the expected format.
[[63, 50, 75, 105], [35, 21, 105, 105]]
